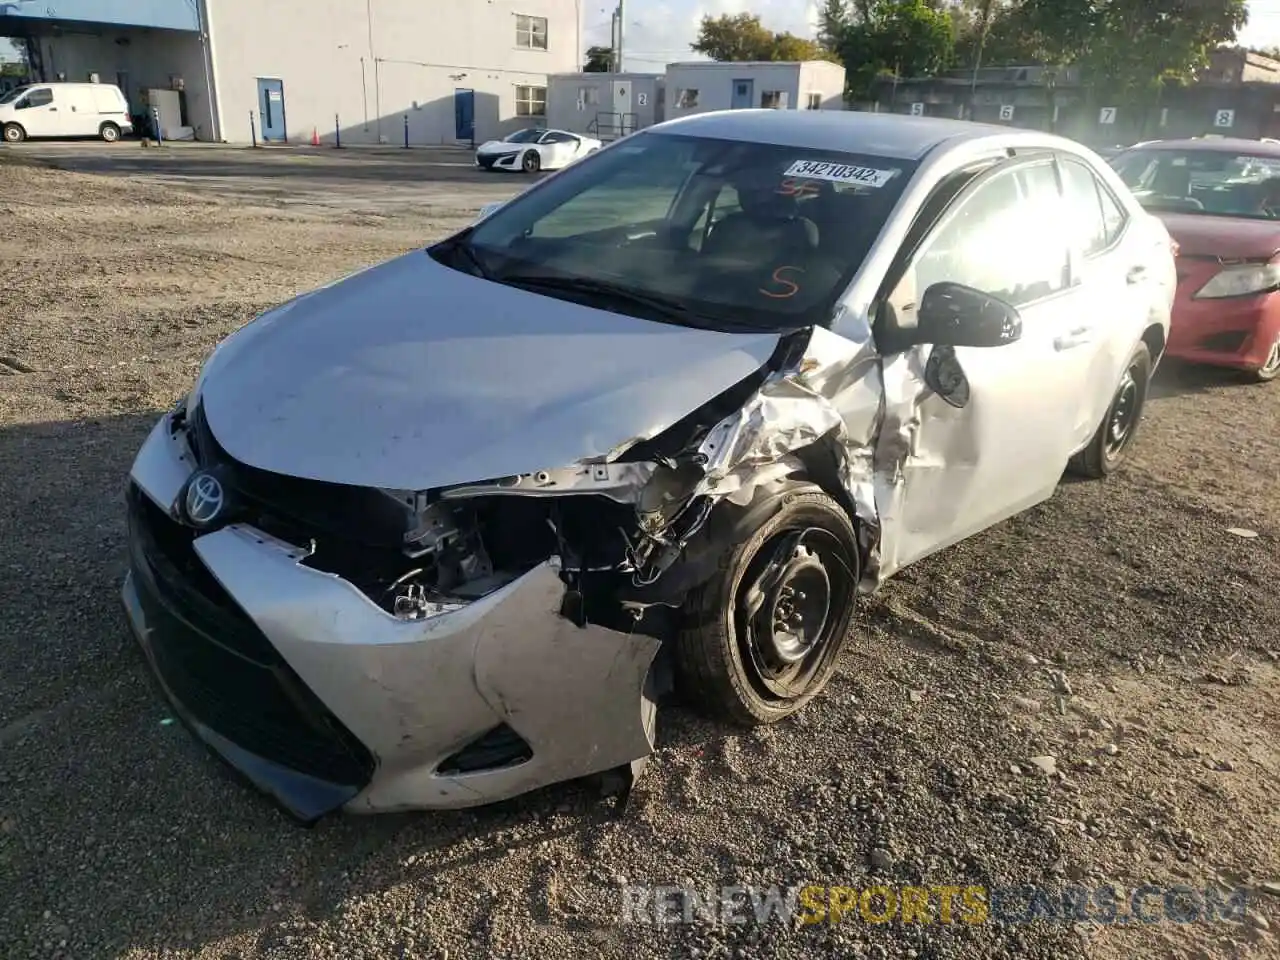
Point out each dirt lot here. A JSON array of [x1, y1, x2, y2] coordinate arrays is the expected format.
[[0, 144, 1277, 960]]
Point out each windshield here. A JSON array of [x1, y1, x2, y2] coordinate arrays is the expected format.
[[0, 85, 30, 106], [454, 131, 916, 331], [504, 128, 545, 144], [1111, 147, 1280, 219]]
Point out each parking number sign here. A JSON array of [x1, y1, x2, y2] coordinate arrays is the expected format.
[[637, 92, 648, 106], [910, 102, 924, 116], [1099, 107, 1116, 124], [1214, 109, 1235, 127], [999, 104, 1014, 121]]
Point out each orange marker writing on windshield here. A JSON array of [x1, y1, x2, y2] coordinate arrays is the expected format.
[[759, 265, 803, 299]]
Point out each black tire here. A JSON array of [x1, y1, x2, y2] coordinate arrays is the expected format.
[[2, 123, 25, 144], [521, 150, 541, 173], [675, 486, 860, 726], [99, 122, 121, 143], [1069, 341, 1152, 479], [1254, 332, 1280, 382]]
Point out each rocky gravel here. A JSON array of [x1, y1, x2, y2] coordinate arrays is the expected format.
[[0, 149, 1276, 960]]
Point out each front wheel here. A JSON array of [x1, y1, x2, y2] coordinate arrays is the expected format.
[[1069, 341, 1152, 479], [521, 150, 541, 174], [675, 487, 860, 726], [99, 122, 121, 143], [1254, 332, 1280, 382], [2, 123, 25, 144]]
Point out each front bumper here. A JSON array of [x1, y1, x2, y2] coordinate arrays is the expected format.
[[1168, 280, 1280, 371], [476, 151, 520, 171], [122, 413, 662, 820]]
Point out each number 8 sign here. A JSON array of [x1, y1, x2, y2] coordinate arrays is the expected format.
[[1214, 109, 1235, 128]]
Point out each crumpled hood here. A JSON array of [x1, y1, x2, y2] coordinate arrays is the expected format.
[[197, 251, 782, 490], [1158, 211, 1280, 260]]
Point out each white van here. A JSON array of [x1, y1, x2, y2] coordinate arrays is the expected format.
[[0, 82, 133, 144]]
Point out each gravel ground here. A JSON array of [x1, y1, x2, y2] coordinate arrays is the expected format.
[[0, 147, 1277, 960]]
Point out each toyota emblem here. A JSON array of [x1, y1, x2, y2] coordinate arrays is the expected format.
[[184, 472, 225, 527]]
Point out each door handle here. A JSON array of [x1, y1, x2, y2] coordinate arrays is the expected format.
[[48, 107, 57, 111], [1054, 326, 1094, 350], [1126, 264, 1147, 284]]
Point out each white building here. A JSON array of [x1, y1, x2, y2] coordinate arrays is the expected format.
[[664, 61, 846, 119], [11, 0, 582, 144], [545, 72, 664, 139]]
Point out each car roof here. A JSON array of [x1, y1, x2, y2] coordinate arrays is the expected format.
[[648, 109, 1068, 161], [1122, 136, 1280, 157]]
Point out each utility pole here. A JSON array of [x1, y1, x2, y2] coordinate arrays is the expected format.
[[615, 0, 624, 73]]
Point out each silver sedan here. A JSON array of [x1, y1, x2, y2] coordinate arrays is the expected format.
[[122, 110, 1176, 821]]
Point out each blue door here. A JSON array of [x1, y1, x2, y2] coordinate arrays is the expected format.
[[257, 78, 286, 141], [731, 79, 754, 109], [454, 88, 475, 141]]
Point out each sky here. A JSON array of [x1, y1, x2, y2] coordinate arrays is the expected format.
[[594, 0, 1280, 70]]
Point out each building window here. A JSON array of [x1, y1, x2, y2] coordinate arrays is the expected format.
[[578, 86, 599, 106], [806, 92, 822, 110], [516, 85, 547, 116], [760, 90, 788, 109], [516, 14, 548, 50], [676, 88, 698, 108]]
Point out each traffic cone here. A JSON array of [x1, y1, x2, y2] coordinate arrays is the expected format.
[[311, 127, 320, 146]]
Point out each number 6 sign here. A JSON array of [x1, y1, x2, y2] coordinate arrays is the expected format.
[[999, 104, 1014, 121]]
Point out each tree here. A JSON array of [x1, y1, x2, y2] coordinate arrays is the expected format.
[[582, 46, 612, 72], [690, 13, 836, 62], [1016, 0, 1248, 98], [817, 0, 852, 51], [830, 0, 955, 96]]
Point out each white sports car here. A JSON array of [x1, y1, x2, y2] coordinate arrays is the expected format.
[[475, 127, 602, 173]]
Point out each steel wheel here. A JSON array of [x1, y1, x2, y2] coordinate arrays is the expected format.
[[735, 527, 852, 707], [675, 486, 860, 725], [1068, 340, 1152, 479], [1104, 367, 1140, 459]]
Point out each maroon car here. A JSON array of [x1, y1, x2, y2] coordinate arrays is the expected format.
[[1110, 137, 1280, 381]]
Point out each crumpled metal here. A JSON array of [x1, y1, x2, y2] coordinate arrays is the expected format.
[[689, 322, 887, 588]]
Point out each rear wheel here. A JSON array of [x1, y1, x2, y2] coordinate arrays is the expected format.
[[521, 150, 541, 174], [675, 487, 859, 726], [2, 123, 25, 144], [99, 122, 121, 143], [1254, 332, 1280, 382], [1069, 341, 1152, 479]]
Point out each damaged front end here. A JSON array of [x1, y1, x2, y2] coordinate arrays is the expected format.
[[121, 321, 886, 822]]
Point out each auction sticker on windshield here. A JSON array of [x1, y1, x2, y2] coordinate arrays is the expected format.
[[783, 160, 898, 187]]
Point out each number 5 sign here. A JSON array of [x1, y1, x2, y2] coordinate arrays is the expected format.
[[998, 104, 1014, 121]]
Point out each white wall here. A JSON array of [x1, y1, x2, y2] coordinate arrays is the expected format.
[[798, 61, 847, 110], [663, 61, 847, 119], [207, 0, 581, 144], [36, 28, 214, 138]]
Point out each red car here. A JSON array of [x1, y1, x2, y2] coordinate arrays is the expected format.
[[1110, 137, 1280, 382]]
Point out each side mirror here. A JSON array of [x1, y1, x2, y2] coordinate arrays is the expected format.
[[476, 200, 505, 222], [916, 281, 1022, 348]]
